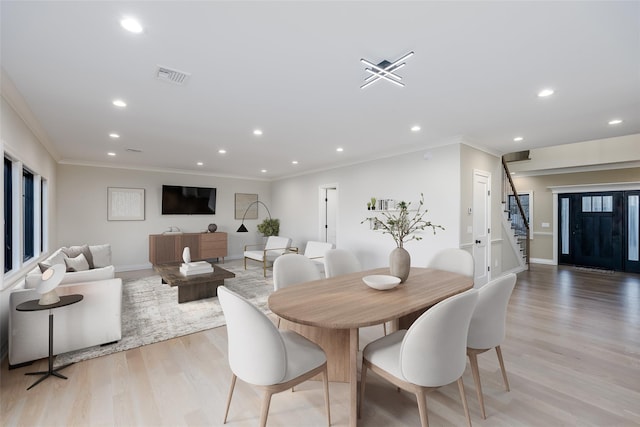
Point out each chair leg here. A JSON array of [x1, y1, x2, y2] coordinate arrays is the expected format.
[[496, 345, 510, 391], [263, 259, 267, 277], [415, 387, 430, 427], [259, 390, 274, 427], [457, 377, 473, 427], [468, 350, 486, 419], [322, 367, 331, 426], [276, 317, 281, 328], [223, 374, 237, 424], [358, 363, 368, 418], [244, 257, 247, 270], [383, 322, 387, 336]]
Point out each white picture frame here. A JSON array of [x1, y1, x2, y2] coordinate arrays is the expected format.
[[108, 187, 145, 221]]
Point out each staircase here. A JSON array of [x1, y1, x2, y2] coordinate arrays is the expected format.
[[502, 157, 530, 270]]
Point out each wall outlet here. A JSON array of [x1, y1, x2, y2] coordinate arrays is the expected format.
[[541, 222, 550, 228], [467, 226, 473, 234]]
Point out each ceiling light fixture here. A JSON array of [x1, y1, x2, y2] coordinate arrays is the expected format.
[[218, 149, 227, 154], [107, 152, 116, 156], [253, 129, 263, 136], [360, 51, 414, 89], [261, 169, 267, 173], [336, 147, 344, 152], [112, 99, 127, 107], [411, 125, 421, 132], [537, 88, 554, 97], [109, 133, 120, 139], [513, 136, 524, 142], [120, 17, 143, 34], [197, 162, 203, 166], [292, 160, 299, 165], [608, 119, 623, 125]]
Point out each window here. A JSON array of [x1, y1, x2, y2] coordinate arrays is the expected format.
[[4, 157, 12, 273], [630, 195, 639, 262], [561, 197, 570, 255], [23, 169, 35, 261], [582, 195, 613, 213]]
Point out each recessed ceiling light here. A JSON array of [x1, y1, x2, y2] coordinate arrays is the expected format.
[[513, 136, 524, 142], [253, 129, 263, 136], [411, 125, 421, 132], [107, 152, 116, 156], [608, 119, 623, 125], [261, 169, 267, 173], [336, 147, 344, 152], [218, 149, 227, 154], [292, 160, 299, 165], [197, 162, 203, 166], [109, 133, 120, 139], [537, 88, 554, 97], [112, 99, 127, 107], [120, 17, 143, 34]]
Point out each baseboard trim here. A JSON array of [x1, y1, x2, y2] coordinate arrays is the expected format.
[[531, 258, 556, 265]]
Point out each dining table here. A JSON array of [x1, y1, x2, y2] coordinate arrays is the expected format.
[[268, 266, 474, 426]]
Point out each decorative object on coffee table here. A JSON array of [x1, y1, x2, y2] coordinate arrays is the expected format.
[[36, 264, 65, 305], [207, 223, 217, 232], [154, 262, 235, 303], [16, 294, 84, 390], [182, 247, 191, 263]]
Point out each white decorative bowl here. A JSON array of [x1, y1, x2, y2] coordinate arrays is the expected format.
[[362, 275, 401, 291]]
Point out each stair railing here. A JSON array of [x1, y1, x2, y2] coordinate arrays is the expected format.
[[501, 157, 530, 270]]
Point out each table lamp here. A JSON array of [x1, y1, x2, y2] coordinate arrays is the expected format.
[[36, 264, 65, 305]]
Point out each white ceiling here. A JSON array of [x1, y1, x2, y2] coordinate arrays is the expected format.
[[2, 1, 639, 180]]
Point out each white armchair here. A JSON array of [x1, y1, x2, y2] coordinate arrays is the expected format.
[[302, 241, 333, 276], [218, 286, 331, 427], [244, 236, 293, 277]]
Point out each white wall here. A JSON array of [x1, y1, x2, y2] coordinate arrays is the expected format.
[[57, 164, 272, 270], [272, 145, 462, 270]]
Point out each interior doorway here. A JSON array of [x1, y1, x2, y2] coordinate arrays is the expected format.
[[472, 169, 491, 286], [320, 186, 337, 246]]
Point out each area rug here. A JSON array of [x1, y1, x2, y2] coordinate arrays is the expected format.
[[55, 263, 273, 366]]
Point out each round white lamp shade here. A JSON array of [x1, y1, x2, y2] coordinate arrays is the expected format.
[[36, 264, 65, 305]]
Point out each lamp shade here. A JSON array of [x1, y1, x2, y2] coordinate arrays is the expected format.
[[36, 264, 65, 305], [236, 223, 249, 233]]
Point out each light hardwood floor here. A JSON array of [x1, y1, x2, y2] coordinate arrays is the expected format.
[[2, 263, 639, 426]]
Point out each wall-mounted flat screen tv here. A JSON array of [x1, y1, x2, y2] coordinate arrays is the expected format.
[[162, 185, 216, 215]]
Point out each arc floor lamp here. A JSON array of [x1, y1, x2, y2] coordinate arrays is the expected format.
[[237, 200, 272, 232]]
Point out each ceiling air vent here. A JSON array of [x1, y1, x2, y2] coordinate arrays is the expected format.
[[126, 148, 143, 153], [155, 65, 191, 85]]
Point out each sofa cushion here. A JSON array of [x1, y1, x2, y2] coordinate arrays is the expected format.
[[62, 244, 94, 269], [38, 251, 67, 273], [65, 253, 90, 272], [90, 244, 112, 268]]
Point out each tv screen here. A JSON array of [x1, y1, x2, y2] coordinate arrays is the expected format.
[[162, 185, 216, 215]]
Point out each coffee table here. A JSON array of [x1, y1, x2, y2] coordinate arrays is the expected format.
[[153, 262, 235, 303]]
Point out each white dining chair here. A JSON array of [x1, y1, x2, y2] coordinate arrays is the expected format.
[[218, 286, 331, 427], [323, 248, 361, 278], [273, 254, 322, 327], [323, 248, 391, 335], [428, 248, 475, 278], [359, 288, 479, 427], [467, 273, 517, 419]]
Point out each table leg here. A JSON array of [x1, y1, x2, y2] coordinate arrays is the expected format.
[[349, 328, 358, 427], [25, 312, 73, 390]]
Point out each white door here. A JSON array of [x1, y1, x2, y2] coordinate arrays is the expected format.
[[321, 187, 337, 245], [472, 170, 491, 286]]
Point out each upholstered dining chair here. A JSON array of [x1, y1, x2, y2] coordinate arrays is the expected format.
[[273, 254, 322, 327], [428, 248, 475, 278], [359, 288, 479, 427], [323, 248, 361, 278], [467, 273, 517, 419], [244, 236, 293, 277], [218, 286, 331, 427]]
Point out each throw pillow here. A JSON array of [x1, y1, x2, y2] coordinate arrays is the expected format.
[[62, 244, 94, 269], [38, 251, 67, 273], [64, 253, 90, 272], [89, 244, 112, 268]]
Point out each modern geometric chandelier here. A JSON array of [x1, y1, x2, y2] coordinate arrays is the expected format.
[[360, 51, 414, 89]]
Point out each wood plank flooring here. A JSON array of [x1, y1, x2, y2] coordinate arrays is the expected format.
[[2, 262, 639, 426]]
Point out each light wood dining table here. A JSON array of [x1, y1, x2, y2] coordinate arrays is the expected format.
[[268, 266, 474, 426]]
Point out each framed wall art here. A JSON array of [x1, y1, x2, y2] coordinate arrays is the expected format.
[[235, 193, 258, 219], [107, 187, 145, 221]]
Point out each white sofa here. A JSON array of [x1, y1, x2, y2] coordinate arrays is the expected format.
[[9, 244, 122, 366]]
